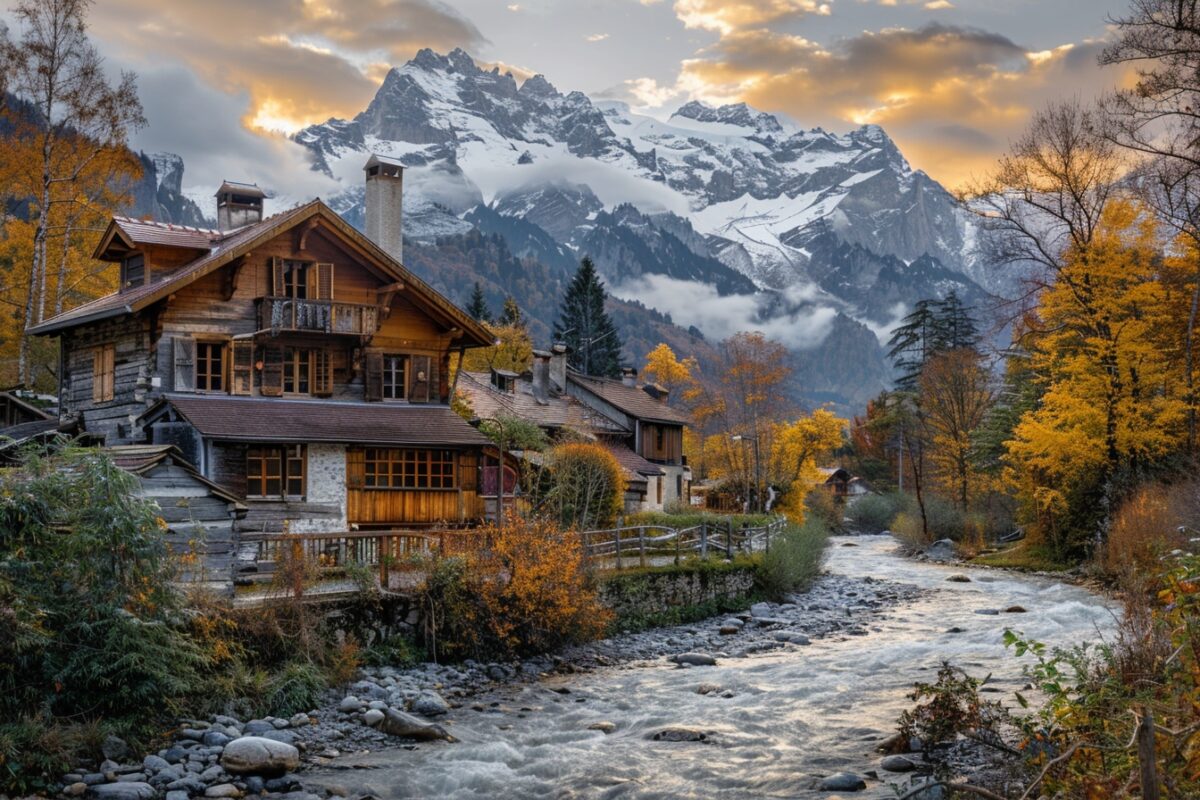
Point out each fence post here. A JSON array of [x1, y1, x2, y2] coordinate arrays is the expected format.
[[615, 529, 622, 571], [379, 534, 390, 589], [582, 530, 591, 571], [674, 526, 681, 566], [726, 519, 734, 559], [700, 521, 708, 559], [765, 522, 771, 554], [639, 527, 647, 568], [1137, 704, 1161, 800]]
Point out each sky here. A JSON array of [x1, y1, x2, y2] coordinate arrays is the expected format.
[[56, 0, 1131, 194]]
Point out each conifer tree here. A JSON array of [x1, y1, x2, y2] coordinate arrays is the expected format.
[[887, 299, 939, 392], [498, 296, 524, 328], [932, 291, 979, 352], [466, 281, 491, 323], [553, 257, 623, 377]]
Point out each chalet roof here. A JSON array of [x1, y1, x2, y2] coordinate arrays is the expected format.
[[606, 443, 665, 477], [457, 371, 628, 436], [29, 200, 493, 347], [568, 374, 690, 426], [104, 444, 247, 510], [159, 395, 491, 447], [95, 217, 222, 259]]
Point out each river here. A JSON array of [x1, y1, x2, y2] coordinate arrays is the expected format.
[[306, 535, 1116, 799]]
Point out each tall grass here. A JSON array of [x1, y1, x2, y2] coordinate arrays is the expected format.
[[756, 518, 830, 600]]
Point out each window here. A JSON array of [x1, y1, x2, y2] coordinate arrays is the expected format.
[[121, 254, 145, 290], [656, 477, 663, 505], [363, 448, 456, 489], [195, 341, 225, 392], [656, 426, 665, 450], [284, 348, 311, 394], [282, 261, 309, 299], [382, 355, 407, 400], [91, 344, 115, 403], [246, 445, 306, 499]]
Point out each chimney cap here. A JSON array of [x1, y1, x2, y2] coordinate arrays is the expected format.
[[365, 153, 405, 173], [215, 180, 265, 199]]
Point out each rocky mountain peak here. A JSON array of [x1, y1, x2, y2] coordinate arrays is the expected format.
[[671, 99, 784, 134]]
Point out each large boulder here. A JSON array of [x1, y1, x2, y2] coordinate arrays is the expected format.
[[380, 709, 455, 742], [819, 772, 867, 791], [87, 783, 155, 800], [924, 539, 956, 562], [220, 737, 300, 777], [669, 653, 717, 667]]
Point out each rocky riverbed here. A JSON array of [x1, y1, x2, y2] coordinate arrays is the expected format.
[[60, 535, 1114, 800]]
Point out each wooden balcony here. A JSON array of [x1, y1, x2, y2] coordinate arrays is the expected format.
[[256, 296, 380, 336]]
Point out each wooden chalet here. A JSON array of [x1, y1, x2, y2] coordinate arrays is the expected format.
[[28, 162, 495, 552]]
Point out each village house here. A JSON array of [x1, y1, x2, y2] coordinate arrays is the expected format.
[[28, 156, 496, 547], [817, 466, 872, 502], [456, 350, 692, 513]]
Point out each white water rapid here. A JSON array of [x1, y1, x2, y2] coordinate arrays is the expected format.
[[308, 535, 1115, 799]]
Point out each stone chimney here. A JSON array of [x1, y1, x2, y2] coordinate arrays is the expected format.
[[548, 343, 570, 394], [531, 350, 551, 405], [215, 181, 265, 232], [643, 382, 669, 404], [621, 367, 638, 387], [364, 154, 404, 263]]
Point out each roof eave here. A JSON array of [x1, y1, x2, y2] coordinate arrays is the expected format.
[[27, 302, 133, 336]]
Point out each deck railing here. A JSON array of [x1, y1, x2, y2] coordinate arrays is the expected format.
[[256, 296, 380, 336], [579, 517, 786, 571]]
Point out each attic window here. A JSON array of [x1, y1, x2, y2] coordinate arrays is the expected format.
[[491, 369, 516, 393], [121, 253, 145, 290]]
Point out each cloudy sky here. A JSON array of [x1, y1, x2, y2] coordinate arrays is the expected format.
[[64, 0, 1127, 193]]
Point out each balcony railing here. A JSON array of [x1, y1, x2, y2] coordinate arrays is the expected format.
[[257, 296, 380, 336]]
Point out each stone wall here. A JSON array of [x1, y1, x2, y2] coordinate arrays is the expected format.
[[599, 560, 759, 629], [291, 443, 348, 533]]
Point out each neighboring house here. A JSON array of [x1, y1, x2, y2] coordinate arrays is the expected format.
[[106, 444, 247, 595], [0, 390, 54, 429], [818, 466, 872, 501], [456, 348, 692, 513], [28, 158, 495, 538]]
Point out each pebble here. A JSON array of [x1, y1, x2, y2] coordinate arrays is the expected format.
[[337, 695, 362, 713], [362, 709, 385, 727], [648, 727, 708, 742], [66, 782, 87, 796], [587, 721, 617, 734], [1005, 605, 1028, 613], [881, 755, 917, 772], [819, 771, 867, 791], [669, 652, 717, 666], [945, 574, 971, 583], [87, 782, 155, 800], [203, 783, 241, 798]]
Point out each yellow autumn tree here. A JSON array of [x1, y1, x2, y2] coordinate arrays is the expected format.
[[1006, 198, 1189, 556], [770, 409, 847, 522], [457, 321, 533, 376]]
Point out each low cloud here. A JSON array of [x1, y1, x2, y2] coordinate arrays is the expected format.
[[610, 274, 838, 349]]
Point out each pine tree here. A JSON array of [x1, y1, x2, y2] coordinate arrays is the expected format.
[[498, 296, 524, 328], [931, 291, 979, 352], [466, 281, 491, 323], [887, 299, 938, 392], [553, 257, 623, 377]]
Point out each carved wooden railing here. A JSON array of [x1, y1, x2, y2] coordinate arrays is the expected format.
[[256, 296, 380, 336]]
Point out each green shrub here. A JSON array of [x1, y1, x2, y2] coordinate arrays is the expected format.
[[803, 488, 844, 532], [364, 633, 422, 668], [756, 519, 829, 600], [0, 718, 109, 795], [263, 661, 327, 717], [846, 492, 902, 533]]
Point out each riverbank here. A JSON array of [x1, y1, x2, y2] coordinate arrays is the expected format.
[[52, 553, 921, 800]]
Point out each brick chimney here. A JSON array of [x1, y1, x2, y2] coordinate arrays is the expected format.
[[215, 181, 265, 232], [364, 154, 404, 263], [621, 367, 638, 387], [548, 343, 570, 394]]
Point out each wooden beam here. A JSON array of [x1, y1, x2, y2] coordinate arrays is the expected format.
[[221, 255, 247, 301], [377, 281, 405, 318], [297, 219, 319, 252]]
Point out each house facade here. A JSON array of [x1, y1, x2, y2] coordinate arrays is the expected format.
[[29, 159, 494, 537], [456, 349, 692, 513]]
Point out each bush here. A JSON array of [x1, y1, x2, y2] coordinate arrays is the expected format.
[[1100, 480, 1199, 578], [802, 488, 843, 532], [545, 443, 624, 529], [756, 518, 829, 600], [420, 517, 612, 660], [263, 661, 327, 717], [846, 492, 901, 533]]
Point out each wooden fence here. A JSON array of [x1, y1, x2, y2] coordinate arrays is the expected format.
[[239, 516, 787, 595]]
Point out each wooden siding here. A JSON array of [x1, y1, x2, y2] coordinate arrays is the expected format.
[[345, 447, 482, 525], [63, 314, 155, 444], [209, 441, 343, 534], [639, 422, 683, 464]]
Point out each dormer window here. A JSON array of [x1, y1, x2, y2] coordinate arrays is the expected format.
[[120, 253, 145, 290], [491, 369, 517, 393]]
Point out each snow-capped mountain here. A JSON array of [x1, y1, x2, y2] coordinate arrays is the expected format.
[[291, 47, 1007, 409]]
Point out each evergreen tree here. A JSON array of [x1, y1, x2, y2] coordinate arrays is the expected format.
[[499, 296, 524, 328], [466, 281, 492, 323], [931, 291, 979, 352], [553, 257, 623, 377], [887, 299, 939, 392]]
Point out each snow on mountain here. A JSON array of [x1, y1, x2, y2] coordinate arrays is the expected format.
[[289, 47, 1011, 409]]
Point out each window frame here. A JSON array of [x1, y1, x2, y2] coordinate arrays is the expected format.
[[91, 343, 115, 403], [362, 448, 457, 490], [120, 253, 145, 290], [281, 259, 311, 300], [246, 444, 306, 500], [194, 340, 227, 393], [382, 354, 408, 401]]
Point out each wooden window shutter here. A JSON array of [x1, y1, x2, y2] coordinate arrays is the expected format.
[[271, 257, 285, 297], [313, 263, 334, 301], [231, 340, 254, 395], [173, 337, 196, 392], [91, 346, 114, 403], [260, 347, 284, 397], [313, 349, 333, 397], [408, 355, 431, 403], [364, 351, 384, 402]]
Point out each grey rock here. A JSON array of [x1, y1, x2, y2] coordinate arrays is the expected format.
[[101, 736, 132, 761], [337, 695, 362, 713], [88, 782, 155, 800], [1005, 605, 1028, 613], [669, 652, 717, 667], [166, 791, 189, 800], [819, 772, 867, 791], [410, 691, 450, 717], [974, 609, 1000, 616], [718, 625, 740, 635], [202, 731, 231, 748], [361, 709, 385, 727], [203, 783, 241, 798], [66, 782, 88, 796], [198, 766, 224, 783], [241, 720, 274, 735], [924, 540, 956, 562], [142, 756, 171, 774], [647, 727, 708, 742], [115, 773, 147, 783], [258, 730, 297, 745], [880, 755, 917, 772], [379, 708, 455, 742], [587, 721, 616, 734], [221, 737, 300, 777], [165, 777, 206, 795], [263, 776, 302, 793], [749, 602, 773, 618], [945, 574, 971, 583], [288, 713, 310, 728], [162, 747, 188, 764], [242, 776, 264, 795], [83, 774, 107, 786]]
